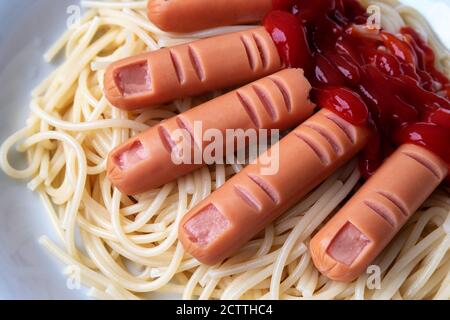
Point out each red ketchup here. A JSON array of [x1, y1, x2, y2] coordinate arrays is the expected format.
[[272, 0, 297, 11], [263, 0, 450, 182]]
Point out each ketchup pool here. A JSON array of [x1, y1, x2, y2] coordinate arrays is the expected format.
[[263, 0, 450, 181]]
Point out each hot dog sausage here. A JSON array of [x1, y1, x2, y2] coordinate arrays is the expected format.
[[179, 109, 371, 265], [147, 0, 273, 33], [107, 68, 315, 195], [310, 144, 448, 282], [104, 27, 282, 110]]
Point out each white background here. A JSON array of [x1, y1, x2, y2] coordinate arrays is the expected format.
[[0, 0, 449, 300]]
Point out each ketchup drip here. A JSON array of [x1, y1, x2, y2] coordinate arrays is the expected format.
[[263, 0, 450, 181]]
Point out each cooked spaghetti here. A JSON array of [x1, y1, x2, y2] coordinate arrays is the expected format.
[[1, 0, 449, 300]]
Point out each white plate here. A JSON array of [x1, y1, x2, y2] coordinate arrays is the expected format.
[[0, 0, 449, 300], [0, 0, 86, 300]]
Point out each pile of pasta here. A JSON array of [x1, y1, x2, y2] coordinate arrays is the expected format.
[[1, 0, 449, 299]]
